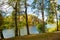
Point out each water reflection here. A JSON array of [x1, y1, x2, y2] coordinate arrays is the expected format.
[[2, 26, 39, 38], [2, 24, 56, 38]]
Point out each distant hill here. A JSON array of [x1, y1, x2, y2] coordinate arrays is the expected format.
[[17, 14, 43, 26], [3, 14, 45, 29]]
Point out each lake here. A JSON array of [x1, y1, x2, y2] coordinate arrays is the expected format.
[[2, 24, 56, 38], [2, 26, 39, 38]]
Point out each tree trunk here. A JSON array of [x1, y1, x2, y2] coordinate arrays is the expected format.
[[0, 12, 4, 39], [25, 0, 30, 35], [55, 3, 58, 31], [0, 30, 4, 39], [41, 0, 45, 33], [17, 0, 21, 36], [14, 2, 18, 36]]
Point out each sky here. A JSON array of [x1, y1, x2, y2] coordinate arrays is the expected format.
[[0, 0, 60, 20], [57, 0, 60, 4], [0, 0, 60, 14]]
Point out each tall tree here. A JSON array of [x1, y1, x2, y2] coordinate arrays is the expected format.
[[25, 0, 30, 35], [45, 0, 58, 32], [8, 0, 21, 36], [14, 1, 18, 36], [17, 0, 21, 36], [9, 0, 18, 36], [46, 0, 55, 24], [0, 11, 4, 39], [57, 4, 60, 30], [31, 0, 45, 33], [54, 2, 58, 31], [41, 0, 45, 33], [0, 0, 21, 37]]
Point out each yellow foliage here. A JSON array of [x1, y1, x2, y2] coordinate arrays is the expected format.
[[19, 14, 40, 26], [46, 27, 57, 32]]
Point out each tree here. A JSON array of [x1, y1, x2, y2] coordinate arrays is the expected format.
[[8, 0, 21, 36], [31, 0, 45, 33], [45, 0, 58, 32], [41, 0, 45, 33], [48, 0, 58, 30], [25, 0, 30, 35], [0, 11, 4, 39], [57, 4, 60, 30], [57, 4, 60, 11]]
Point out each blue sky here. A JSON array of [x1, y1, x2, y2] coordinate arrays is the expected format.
[[57, 0, 60, 4], [27, 0, 60, 21], [0, 0, 60, 18], [27, 0, 60, 14]]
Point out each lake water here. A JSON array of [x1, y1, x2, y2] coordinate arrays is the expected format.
[[2, 24, 56, 38], [2, 26, 39, 38], [20, 26, 39, 36]]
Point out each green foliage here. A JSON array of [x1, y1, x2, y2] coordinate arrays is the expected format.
[[46, 1, 56, 24], [8, 0, 16, 7], [47, 13, 55, 24], [36, 23, 43, 33], [3, 16, 14, 29], [36, 22, 47, 33], [58, 20, 60, 30], [31, 0, 42, 10], [2, 14, 41, 30], [57, 5, 60, 11], [18, 19, 26, 29]]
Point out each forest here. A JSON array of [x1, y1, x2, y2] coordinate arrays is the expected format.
[[0, 0, 60, 40]]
